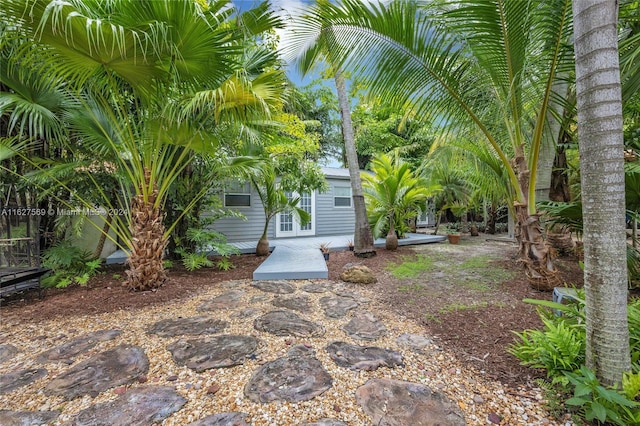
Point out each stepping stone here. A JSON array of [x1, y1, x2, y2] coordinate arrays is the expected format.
[[0, 344, 19, 364], [45, 345, 148, 399], [68, 386, 186, 426], [187, 412, 249, 425], [167, 335, 258, 372], [356, 378, 466, 426], [250, 294, 271, 303], [272, 295, 311, 312], [0, 368, 47, 394], [319, 296, 358, 318], [147, 316, 227, 338], [198, 290, 244, 311], [0, 410, 60, 425], [37, 329, 122, 362], [325, 342, 403, 371], [251, 280, 296, 294], [333, 288, 370, 304], [244, 352, 332, 402], [301, 283, 331, 293], [396, 333, 434, 352], [234, 308, 259, 319], [302, 419, 347, 426], [254, 310, 325, 337], [343, 312, 387, 340]]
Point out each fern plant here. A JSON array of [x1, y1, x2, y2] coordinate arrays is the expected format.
[[41, 241, 102, 288], [175, 227, 239, 271]]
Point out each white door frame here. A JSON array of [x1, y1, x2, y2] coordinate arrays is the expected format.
[[275, 190, 315, 238]]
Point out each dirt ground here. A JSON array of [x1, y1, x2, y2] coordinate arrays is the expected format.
[[0, 233, 584, 390]]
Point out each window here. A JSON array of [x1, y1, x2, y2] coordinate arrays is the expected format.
[[334, 186, 352, 207], [224, 181, 251, 207]]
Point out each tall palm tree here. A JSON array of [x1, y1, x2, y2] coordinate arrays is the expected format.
[[286, 0, 573, 289], [3, 0, 284, 290], [573, 0, 630, 386]]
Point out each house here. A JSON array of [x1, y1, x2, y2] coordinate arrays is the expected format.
[[209, 167, 356, 243]]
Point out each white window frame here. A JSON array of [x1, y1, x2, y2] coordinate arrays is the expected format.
[[333, 185, 352, 208]]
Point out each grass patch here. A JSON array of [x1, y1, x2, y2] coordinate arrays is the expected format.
[[387, 254, 434, 279], [397, 283, 424, 292]]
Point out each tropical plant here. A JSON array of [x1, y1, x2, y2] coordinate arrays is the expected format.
[[175, 227, 239, 272], [41, 241, 102, 288], [2, 0, 286, 290], [286, 0, 574, 289], [362, 152, 434, 250]]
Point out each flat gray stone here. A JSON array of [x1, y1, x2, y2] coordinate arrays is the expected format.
[[0, 368, 47, 394], [272, 295, 311, 312], [325, 342, 403, 371], [37, 329, 122, 362], [0, 410, 60, 426], [0, 344, 19, 364], [187, 412, 249, 425], [250, 280, 296, 294], [45, 345, 148, 399], [69, 386, 186, 426], [343, 312, 387, 340], [356, 378, 466, 425], [301, 283, 331, 293], [302, 419, 347, 426], [396, 333, 433, 352], [333, 288, 370, 303], [146, 316, 227, 338], [254, 310, 324, 337], [198, 290, 245, 311], [319, 296, 358, 318], [167, 335, 258, 372], [244, 354, 332, 402]]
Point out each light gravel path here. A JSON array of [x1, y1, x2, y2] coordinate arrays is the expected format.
[[0, 278, 564, 425]]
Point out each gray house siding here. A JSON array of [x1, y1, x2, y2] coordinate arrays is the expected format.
[[209, 168, 356, 243]]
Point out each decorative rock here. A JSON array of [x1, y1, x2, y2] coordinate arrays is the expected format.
[[68, 386, 186, 426], [272, 295, 311, 312], [44, 345, 148, 399], [187, 412, 249, 426], [146, 316, 227, 338], [207, 384, 221, 395], [325, 342, 403, 371], [254, 310, 325, 337], [303, 419, 347, 426], [319, 296, 358, 318], [333, 288, 370, 303], [356, 378, 465, 425], [0, 410, 60, 426], [0, 368, 47, 395], [167, 335, 258, 372], [250, 280, 296, 294], [343, 312, 387, 340], [233, 308, 259, 319], [37, 329, 122, 362], [286, 344, 316, 357], [244, 354, 332, 403], [301, 283, 330, 293], [0, 344, 20, 364], [339, 264, 377, 284], [198, 290, 244, 311], [488, 412, 502, 424], [396, 333, 433, 352]]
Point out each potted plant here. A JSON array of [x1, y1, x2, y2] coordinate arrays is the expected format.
[[445, 226, 460, 244], [347, 240, 354, 251], [319, 242, 331, 260]]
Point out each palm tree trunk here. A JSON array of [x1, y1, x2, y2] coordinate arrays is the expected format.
[[573, 0, 630, 386], [125, 170, 167, 291], [386, 216, 398, 250], [334, 70, 376, 258]]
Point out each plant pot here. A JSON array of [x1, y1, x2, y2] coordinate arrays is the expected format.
[[348, 246, 354, 251], [447, 234, 460, 244], [323, 253, 330, 260]]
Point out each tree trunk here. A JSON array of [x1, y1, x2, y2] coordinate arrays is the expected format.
[[573, 0, 631, 386], [256, 235, 270, 256], [386, 218, 398, 251], [124, 170, 167, 291], [335, 70, 376, 258]]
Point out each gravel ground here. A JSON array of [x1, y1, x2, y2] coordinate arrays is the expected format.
[[0, 278, 570, 425]]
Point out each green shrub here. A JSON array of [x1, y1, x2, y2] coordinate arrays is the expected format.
[[175, 228, 239, 271], [41, 241, 102, 288]]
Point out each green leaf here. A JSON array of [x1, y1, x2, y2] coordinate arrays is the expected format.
[[574, 383, 592, 397], [590, 401, 607, 422], [565, 396, 588, 406]]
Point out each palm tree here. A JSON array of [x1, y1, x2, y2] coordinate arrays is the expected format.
[[286, 0, 573, 289], [362, 152, 433, 250], [573, 0, 631, 386], [3, 0, 284, 290]]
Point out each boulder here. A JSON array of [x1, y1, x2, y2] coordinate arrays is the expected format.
[[339, 264, 377, 284]]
